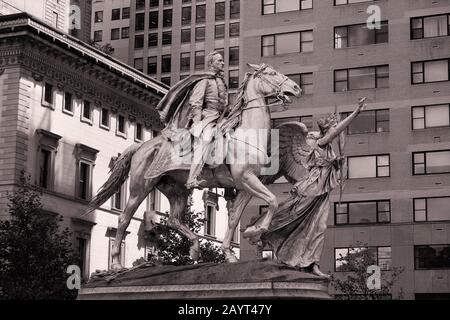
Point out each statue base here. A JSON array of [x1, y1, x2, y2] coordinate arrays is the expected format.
[[78, 260, 331, 300]]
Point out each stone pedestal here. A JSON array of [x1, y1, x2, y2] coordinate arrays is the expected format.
[[78, 260, 331, 300]]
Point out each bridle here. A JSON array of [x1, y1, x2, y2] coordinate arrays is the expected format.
[[242, 65, 292, 112]]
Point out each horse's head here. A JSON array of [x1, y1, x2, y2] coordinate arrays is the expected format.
[[247, 63, 301, 105]]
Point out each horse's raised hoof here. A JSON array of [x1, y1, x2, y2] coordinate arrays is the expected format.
[[242, 225, 267, 240]]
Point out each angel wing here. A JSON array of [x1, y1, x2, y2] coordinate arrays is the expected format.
[[262, 121, 311, 185]]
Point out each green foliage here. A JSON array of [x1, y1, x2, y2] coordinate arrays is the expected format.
[[148, 199, 226, 266], [88, 40, 115, 55], [0, 175, 78, 300], [330, 242, 404, 300]]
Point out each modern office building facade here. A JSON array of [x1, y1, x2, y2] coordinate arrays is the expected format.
[[239, 0, 450, 299]]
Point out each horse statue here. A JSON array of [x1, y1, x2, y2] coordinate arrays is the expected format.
[[86, 63, 301, 270]]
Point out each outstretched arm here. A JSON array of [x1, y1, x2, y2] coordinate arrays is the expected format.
[[318, 97, 367, 147]]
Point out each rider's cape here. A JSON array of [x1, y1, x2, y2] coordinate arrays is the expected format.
[[157, 72, 216, 130], [145, 73, 217, 179]]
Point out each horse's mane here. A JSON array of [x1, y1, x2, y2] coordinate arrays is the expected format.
[[219, 72, 253, 134]]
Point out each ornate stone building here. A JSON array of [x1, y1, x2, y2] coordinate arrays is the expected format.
[[0, 13, 167, 278]]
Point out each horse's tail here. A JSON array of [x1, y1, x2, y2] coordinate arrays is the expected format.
[[84, 143, 142, 215]]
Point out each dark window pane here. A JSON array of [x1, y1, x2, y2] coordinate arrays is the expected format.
[[135, 12, 145, 31], [182, 6, 191, 25], [162, 55, 171, 73], [196, 4, 205, 23], [149, 11, 158, 29], [181, 29, 191, 43]]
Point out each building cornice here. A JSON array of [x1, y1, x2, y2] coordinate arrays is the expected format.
[[0, 13, 168, 130], [0, 13, 168, 94]]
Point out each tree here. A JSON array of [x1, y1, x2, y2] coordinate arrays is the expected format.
[[147, 197, 227, 266], [330, 242, 404, 300], [0, 175, 78, 300]]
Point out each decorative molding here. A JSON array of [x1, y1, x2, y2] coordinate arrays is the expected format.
[[32, 72, 43, 82]]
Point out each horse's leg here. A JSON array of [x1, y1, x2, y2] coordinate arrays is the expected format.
[[158, 178, 200, 261], [221, 191, 252, 263], [111, 176, 156, 270], [237, 171, 278, 239]]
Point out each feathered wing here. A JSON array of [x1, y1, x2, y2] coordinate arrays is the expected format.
[[263, 121, 311, 184]]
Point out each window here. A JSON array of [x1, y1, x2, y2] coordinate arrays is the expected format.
[[134, 34, 144, 49], [94, 11, 103, 23], [149, 11, 158, 29], [205, 204, 216, 236], [112, 183, 126, 211], [195, 50, 205, 70], [341, 109, 389, 134], [411, 14, 450, 39], [182, 6, 191, 25], [415, 245, 450, 270], [121, 27, 130, 39], [63, 92, 73, 113], [36, 130, 60, 191], [229, 70, 239, 89], [122, 7, 130, 19], [78, 161, 91, 200], [38, 148, 51, 189], [111, 28, 120, 40], [149, 33, 158, 47], [148, 56, 157, 75], [136, 0, 146, 10], [229, 47, 239, 66], [76, 237, 88, 280], [334, 0, 376, 5], [180, 52, 190, 72], [111, 8, 121, 20], [215, 2, 225, 21], [413, 150, 450, 175], [335, 200, 391, 225], [100, 107, 110, 129], [93, 30, 102, 42], [196, 26, 205, 42], [163, 9, 172, 28], [262, 30, 313, 56], [348, 154, 390, 178], [334, 21, 388, 48], [81, 100, 92, 123], [117, 114, 127, 136], [162, 31, 171, 45], [262, 0, 313, 14], [414, 197, 450, 222], [272, 115, 314, 131], [335, 247, 391, 272], [230, 0, 240, 19], [149, 0, 159, 7], [53, 11, 59, 28], [162, 55, 171, 73], [134, 58, 143, 72], [288, 73, 313, 95], [135, 123, 144, 142], [412, 104, 450, 129], [334, 65, 389, 91], [42, 82, 53, 107], [135, 13, 145, 31], [215, 24, 225, 39], [196, 4, 205, 23], [163, 0, 172, 5], [412, 59, 450, 84], [230, 22, 240, 37], [181, 29, 191, 43]]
